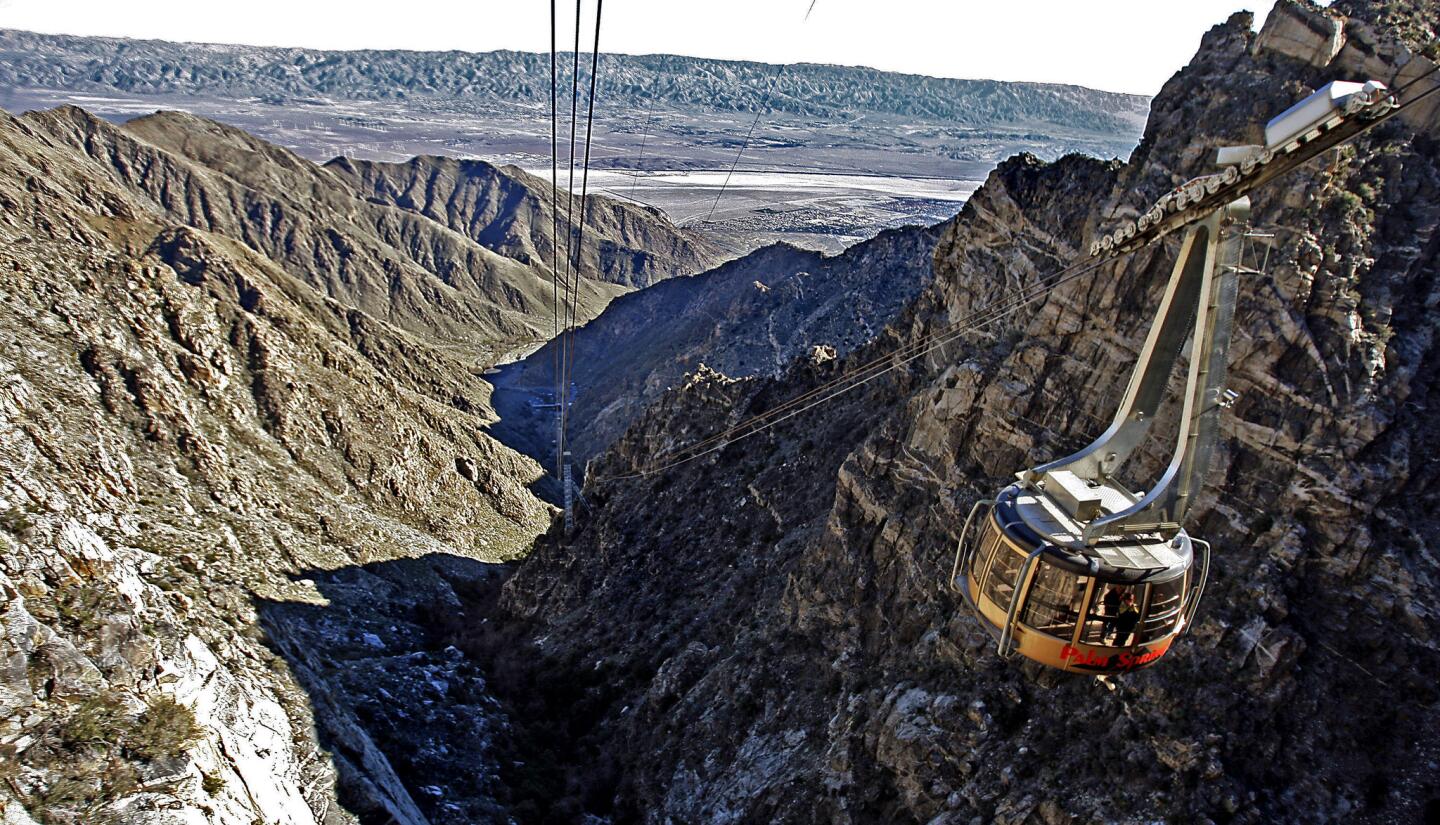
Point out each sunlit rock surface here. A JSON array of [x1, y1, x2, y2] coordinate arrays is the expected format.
[[497, 2, 1440, 821]]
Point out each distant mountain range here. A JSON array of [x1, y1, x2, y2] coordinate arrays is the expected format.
[[0, 28, 1150, 134]]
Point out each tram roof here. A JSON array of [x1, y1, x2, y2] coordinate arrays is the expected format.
[[1007, 487, 1188, 577]]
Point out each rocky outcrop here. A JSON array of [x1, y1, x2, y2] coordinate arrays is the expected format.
[[495, 225, 938, 466], [494, 2, 1440, 822], [0, 103, 552, 822], [326, 156, 724, 289]]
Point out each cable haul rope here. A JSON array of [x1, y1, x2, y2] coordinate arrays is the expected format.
[[559, 0, 605, 467], [594, 254, 1117, 482], [548, 0, 605, 485], [705, 65, 785, 223], [587, 72, 1438, 485], [548, 0, 563, 476], [703, 3, 822, 225], [559, 0, 583, 343]]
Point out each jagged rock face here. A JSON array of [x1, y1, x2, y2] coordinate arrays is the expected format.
[[0, 105, 553, 822], [12, 107, 706, 361], [326, 156, 724, 290], [501, 226, 938, 465], [499, 2, 1440, 822]]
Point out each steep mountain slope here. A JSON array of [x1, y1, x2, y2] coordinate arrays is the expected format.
[[0, 103, 562, 822], [13, 107, 717, 360], [494, 225, 939, 467], [327, 155, 723, 290], [490, 2, 1440, 822], [0, 30, 1149, 135]]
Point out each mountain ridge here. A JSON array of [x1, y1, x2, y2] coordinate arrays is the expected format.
[[0, 27, 1150, 134], [326, 154, 722, 290], [11, 104, 722, 358]]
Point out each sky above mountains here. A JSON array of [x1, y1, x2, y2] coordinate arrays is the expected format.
[[0, 0, 1282, 95]]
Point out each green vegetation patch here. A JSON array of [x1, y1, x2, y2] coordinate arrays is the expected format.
[[24, 690, 204, 824]]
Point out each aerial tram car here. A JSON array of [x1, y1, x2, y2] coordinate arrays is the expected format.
[[948, 80, 1396, 675]]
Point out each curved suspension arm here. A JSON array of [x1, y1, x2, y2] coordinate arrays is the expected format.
[[1024, 219, 1216, 486], [1019, 198, 1249, 545], [1082, 200, 1246, 542]]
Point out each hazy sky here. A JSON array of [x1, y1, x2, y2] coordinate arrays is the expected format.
[[0, 0, 1281, 95]]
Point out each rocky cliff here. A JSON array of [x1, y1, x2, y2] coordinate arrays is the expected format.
[[495, 224, 939, 467], [0, 99, 570, 822], [492, 2, 1440, 822]]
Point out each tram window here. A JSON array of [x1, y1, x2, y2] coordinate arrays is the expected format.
[[1020, 563, 1087, 640], [972, 530, 1004, 590], [982, 544, 1027, 611], [1138, 572, 1188, 643], [1078, 583, 1142, 645]]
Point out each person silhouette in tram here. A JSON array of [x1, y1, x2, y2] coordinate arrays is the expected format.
[[1112, 592, 1141, 647], [1100, 585, 1123, 640]]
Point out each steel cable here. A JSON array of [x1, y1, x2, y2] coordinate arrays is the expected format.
[[704, 72, 780, 224], [559, 0, 605, 469], [594, 253, 1118, 482], [555, 0, 584, 474], [548, 0, 563, 476], [633, 245, 1118, 464], [629, 81, 660, 201]]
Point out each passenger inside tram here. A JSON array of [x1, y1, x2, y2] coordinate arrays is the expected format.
[[1110, 592, 1140, 646], [1077, 584, 1127, 645], [1101, 585, 1121, 639]]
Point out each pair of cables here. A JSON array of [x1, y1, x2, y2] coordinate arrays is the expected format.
[[548, 0, 605, 476]]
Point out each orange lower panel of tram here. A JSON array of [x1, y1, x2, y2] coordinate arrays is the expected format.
[[968, 575, 1176, 674]]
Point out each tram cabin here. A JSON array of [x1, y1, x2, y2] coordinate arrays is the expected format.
[[960, 479, 1204, 675]]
